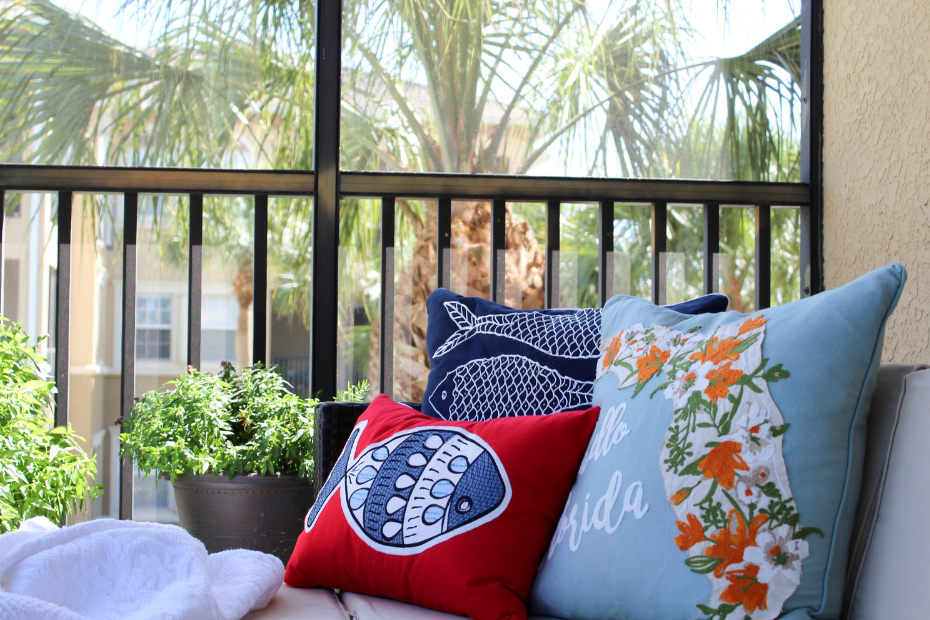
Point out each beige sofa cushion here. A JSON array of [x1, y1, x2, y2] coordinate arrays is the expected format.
[[243, 586, 348, 620], [341, 592, 562, 620], [843, 363, 927, 615], [848, 367, 930, 619]]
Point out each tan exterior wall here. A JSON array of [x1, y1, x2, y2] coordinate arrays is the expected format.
[[823, 0, 930, 363]]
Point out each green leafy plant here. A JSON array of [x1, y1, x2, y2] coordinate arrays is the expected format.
[[120, 362, 369, 482], [336, 380, 369, 404], [0, 319, 102, 532]]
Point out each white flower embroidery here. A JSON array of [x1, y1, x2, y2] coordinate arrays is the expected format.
[[729, 403, 776, 463], [744, 525, 809, 585], [656, 329, 703, 362], [622, 329, 648, 357], [664, 366, 711, 408], [735, 465, 772, 505]]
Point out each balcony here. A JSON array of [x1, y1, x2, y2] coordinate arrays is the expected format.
[[4, 0, 930, 617], [0, 0, 830, 525], [0, 163, 814, 522]]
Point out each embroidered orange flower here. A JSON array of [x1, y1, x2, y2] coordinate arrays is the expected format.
[[602, 332, 624, 370], [720, 564, 769, 613], [690, 336, 741, 365], [670, 487, 692, 505], [705, 510, 768, 577], [674, 513, 706, 551], [704, 362, 743, 403], [738, 315, 767, 336], [636, 345, 670, 382], [698, 440, 749, 489]]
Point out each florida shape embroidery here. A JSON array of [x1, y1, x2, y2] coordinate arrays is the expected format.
[[597, 315, 822, 620]]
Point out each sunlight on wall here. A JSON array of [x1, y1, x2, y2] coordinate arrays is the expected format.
[[824, 0, 930, 363]]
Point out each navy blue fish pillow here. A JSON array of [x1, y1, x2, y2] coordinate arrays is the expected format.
[[421, 289, 728, 420]]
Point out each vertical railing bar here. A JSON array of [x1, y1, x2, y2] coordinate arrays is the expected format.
[[703, 204, 720, 295], [490, 199, 506, 304], [799, 207, 810, 299], [598, 200, 614, 308], [54, 191, 72, 428], [800, 0, 823, 297], [253, 194, 268, 365], [309, 0, 341, 401], [755, 204, 772, 310], [0, 191, 5, 302], [544, 200, 560, 309], [652, 202, 667, 306], [119, 192, 138, 520], [437, 198, 451, 290], [380, 197, 395, 398], [187, 193, 203, 369]]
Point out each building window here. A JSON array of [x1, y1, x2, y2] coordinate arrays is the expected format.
[[137, 296, 171, 360], [3, 260, 19, 322], [202, 295, 239, 363]]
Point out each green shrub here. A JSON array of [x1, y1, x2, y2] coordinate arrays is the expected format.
[[0, 320, 102, 532], [120, 362, 368, 482]]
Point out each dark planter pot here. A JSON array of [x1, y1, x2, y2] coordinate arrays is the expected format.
[[172, 472, 313, 566]]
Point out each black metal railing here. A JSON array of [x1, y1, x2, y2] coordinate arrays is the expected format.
[[0, 164, 814, 520], [0, 0, 826, 518], [273, 356, 311, 396]]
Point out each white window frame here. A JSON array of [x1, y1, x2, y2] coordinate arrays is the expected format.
[[136, 295, 172, 361]]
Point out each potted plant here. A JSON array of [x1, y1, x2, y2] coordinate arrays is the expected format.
[[0, 320, 102, 532], [120, 361, 367, 563]]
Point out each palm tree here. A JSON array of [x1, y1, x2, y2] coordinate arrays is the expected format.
[[0, 0, 803, 398]]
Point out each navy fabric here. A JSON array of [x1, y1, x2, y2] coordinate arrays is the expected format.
[[420, 289, 728, 420]]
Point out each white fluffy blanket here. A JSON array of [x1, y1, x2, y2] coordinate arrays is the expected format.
[[0, 517, 284, 620]]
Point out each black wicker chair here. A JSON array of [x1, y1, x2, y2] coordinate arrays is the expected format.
[[312, 401, 422, 497]]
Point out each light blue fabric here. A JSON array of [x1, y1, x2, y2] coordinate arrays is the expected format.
[[529, 264, 906, 620]]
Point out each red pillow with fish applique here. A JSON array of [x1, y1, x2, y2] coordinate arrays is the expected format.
[[285, 394, 599, 620]]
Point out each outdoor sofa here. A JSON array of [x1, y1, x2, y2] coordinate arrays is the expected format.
[[245, 362, 930, 620]]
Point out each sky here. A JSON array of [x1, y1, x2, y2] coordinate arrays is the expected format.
[[49, 0, 802, 177], [57, 0, 801, 58], [675, 0, 799, 59]]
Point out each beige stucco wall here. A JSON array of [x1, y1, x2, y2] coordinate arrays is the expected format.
[[823, 0, 930, 362]]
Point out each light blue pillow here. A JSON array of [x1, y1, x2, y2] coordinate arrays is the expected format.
[[530, 264, 906, 620]]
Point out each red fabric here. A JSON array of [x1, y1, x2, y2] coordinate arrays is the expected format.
[[286, 395, 599, 620]]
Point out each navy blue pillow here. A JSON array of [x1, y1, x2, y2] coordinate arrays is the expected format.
[[420, 289, 729, 421]]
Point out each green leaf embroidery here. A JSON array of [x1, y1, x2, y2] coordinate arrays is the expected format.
[[759, 482, 782, 499], [732, 333, 760, 354], [793, 526, 825, 540], [685, 555, 725, 574], [762, 363, 791, 382], [679, 456, 705, 477], [770, 423, 791, 437]]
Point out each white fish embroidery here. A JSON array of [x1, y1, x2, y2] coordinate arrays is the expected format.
[[429, 354, 594, 421], [433, 301, 601, 359], [305, 420, 511, 555]]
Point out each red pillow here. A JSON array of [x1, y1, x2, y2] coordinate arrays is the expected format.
[[286, 395, 599, 620]]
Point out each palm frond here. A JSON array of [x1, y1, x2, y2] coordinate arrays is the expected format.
[[680, 16, 802, 181]]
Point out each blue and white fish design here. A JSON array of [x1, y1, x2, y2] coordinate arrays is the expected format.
[[428, 354, 594, 421], [433, 301, 601, 359], [305, 420, 511, 554]]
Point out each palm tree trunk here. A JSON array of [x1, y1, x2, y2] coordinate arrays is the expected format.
[[367, 201, 545, 400], [232, 263, 254, 367]]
